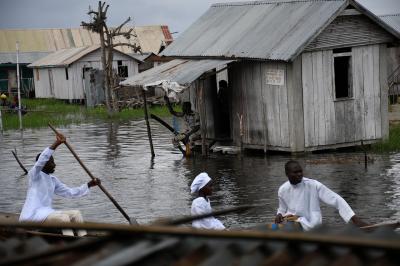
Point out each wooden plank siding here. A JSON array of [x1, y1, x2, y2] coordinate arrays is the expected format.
[[32, 49, 139, 100], [305, 14, 394, 52], [287, 56, 305, 152], [380, 44, 389, 140], [302, 44, 385, 150], [229, 61, 290, 150]]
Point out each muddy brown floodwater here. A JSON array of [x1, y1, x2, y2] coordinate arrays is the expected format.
[[0, 119, 399, 228]]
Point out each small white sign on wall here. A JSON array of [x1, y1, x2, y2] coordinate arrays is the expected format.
[[265, 69, 285, 86]]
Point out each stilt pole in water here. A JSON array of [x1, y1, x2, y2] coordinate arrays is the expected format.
[[199, 80, 207, 157], [0, 108, 3, 134], [16, 42, 22, 131], [143, 90, 155, 158], [361, 140, 367, 169]]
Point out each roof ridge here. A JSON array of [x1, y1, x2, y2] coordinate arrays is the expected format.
[[379, 13, 400, 17], [212, 0, 344, 8]]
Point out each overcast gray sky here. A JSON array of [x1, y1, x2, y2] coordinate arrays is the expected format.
[[0, 0, 399, 35]]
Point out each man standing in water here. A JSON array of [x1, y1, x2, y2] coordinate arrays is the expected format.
[[164, 96, 201, 149], [275, 160, 368, 231], [19, 133, 100, 236]]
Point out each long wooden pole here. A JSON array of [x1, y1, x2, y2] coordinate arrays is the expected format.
[[48, 123, 135, 225], [143, 90, 155, 158], [11, 149, 28, 174], [0, 108, 3, 134], [16, 41, 23, 131], [150, 113, 186, 156]]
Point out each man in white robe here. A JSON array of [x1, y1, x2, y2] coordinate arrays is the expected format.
[[275, 161, 368, 231], [190, 172, 225, 230], [19, 133, 100, 236]]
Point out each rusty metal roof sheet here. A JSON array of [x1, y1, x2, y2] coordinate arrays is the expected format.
[[0, 25, 173, 55], [0, 52, 50, 64], [120, 58, 234, 87]]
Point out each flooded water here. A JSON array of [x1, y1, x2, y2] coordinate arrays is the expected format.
[[0, 119, 399, 228]]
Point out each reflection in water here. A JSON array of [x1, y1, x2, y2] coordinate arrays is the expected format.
[[106, 121, 121, 162], [0, 119, 398, 228], [386, 154, 400, 221]]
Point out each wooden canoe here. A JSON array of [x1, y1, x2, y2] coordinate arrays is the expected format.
[[0, 212, 103, 242]]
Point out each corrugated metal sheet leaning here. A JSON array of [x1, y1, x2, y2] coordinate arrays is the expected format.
[[120, 59, 234, 96]]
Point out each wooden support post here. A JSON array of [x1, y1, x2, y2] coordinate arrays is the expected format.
[[0, 108, 3, 134], [143, 90, 155, 158], [199, 80, 207, 157], [361, 140, 367, 169]]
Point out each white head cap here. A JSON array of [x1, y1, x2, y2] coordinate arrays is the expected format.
[[190, 172, 212, 194]]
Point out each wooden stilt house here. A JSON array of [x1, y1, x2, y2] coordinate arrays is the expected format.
[[121, 0, 400, 152]]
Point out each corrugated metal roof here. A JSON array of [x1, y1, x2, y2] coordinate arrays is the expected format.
[[0, 52, 50, 64], [162, 0, 348, 61], [28, 45, 141, 68], [0, 25, 172, 55], [120, 59, 234, 87], [28, 45, 100, 68], [379, 14, 400, 35], [129, 52, 153, 62]]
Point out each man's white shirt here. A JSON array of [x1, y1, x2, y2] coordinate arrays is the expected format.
[[277, 177, 355, 230], [19, 147, 89, 222]]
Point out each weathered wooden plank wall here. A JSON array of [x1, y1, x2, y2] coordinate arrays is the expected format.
[[34, 69, 51, 98], [287, 57, 305, 152], [32, 49, 139, 100], [229, 61, 290, 150], [380, 44, 389, 139], [302, 44, 386, 149], [203, 75, 217, 139]]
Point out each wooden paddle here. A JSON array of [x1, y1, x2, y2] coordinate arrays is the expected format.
[[48, 123, 136, 225], [152, 205, 255, 226], [360, 221, 400, 230], [11, 149, 28, 174]]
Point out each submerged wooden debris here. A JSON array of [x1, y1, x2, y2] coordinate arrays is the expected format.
[[0, 221, 399, 266]]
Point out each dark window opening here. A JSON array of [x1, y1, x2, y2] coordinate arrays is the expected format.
[[117, 60, 122, 66], [82, 67, 92, 79], [334, 56, 352, 99], [118, 65, 128, 78], [65, 68, 69, 80]]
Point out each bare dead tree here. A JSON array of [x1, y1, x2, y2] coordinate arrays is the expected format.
[[82, 1, 141, 113]]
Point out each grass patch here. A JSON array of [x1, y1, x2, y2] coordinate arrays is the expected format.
[[1, 98, 173, 130], [370, 123, 400, 152]]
